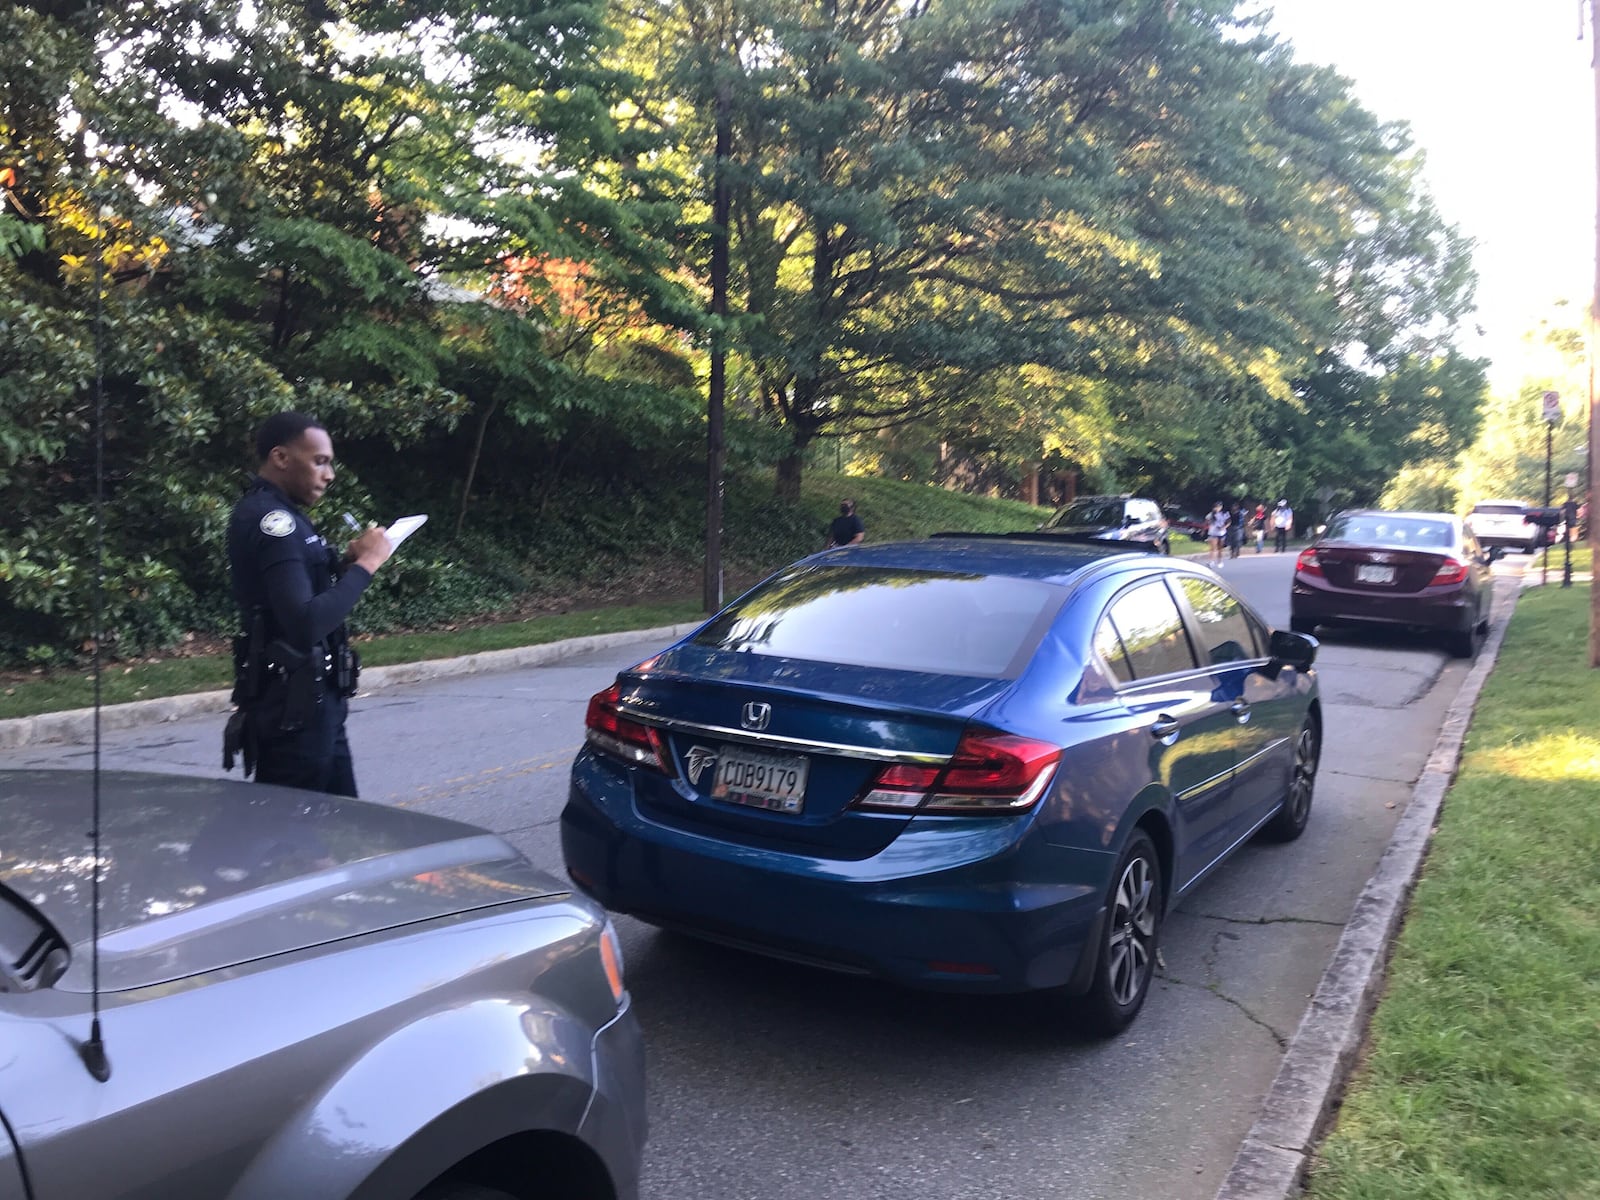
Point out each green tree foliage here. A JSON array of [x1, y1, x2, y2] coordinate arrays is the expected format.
[[619, 0, 1484, 500], [0, 0, 692, 663]]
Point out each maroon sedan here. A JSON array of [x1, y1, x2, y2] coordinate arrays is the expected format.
[[1289, 509, 1492, 657]]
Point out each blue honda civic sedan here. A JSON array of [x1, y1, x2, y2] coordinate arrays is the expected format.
[[562, 536, 1320, 1035]]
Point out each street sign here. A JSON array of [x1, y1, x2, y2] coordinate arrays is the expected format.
[[1542, 390, 1561, 423]]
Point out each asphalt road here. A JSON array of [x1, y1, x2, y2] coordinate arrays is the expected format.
[[11, 549, 1509, 1199]]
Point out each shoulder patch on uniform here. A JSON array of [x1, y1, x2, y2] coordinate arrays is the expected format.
[[260, 510, 296, 538]]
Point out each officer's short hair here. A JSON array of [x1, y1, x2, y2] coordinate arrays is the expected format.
[[255, 412, 326, 462]]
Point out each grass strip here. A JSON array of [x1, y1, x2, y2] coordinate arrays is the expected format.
[[1304, 564, 1600, 1199], [0, 600, 705, 720]]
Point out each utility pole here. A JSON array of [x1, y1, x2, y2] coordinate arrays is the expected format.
[[1591, 0, 1600, 664], [704, 81, 730, 615]]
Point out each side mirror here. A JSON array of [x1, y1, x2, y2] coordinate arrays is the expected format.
[[1268, 629, 1317, 673], [1125, 514, 1140, 527]]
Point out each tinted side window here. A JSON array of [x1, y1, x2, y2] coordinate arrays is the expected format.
[[1176, 577, 1260, 665], [1094, 618, 1134, 684], [1105, 581, 1196, 680]]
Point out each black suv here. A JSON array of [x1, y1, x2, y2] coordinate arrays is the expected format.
[[1039, 495, 1171, 554]]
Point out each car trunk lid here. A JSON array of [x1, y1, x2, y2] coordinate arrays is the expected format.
[[1314, 544, 1452, 592], [613, 649, 1012, 858]]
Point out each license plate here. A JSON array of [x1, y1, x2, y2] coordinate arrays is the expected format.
[[712, 747, 809, 814], [1356, 564, 1395, 584]]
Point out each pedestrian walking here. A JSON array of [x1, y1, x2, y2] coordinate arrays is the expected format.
[[1206, 502, 1229, 566], [826, 499, 865, 549], [224, 412, 392, 797], [1252, 502, 1268, 553], [1271, 498, 1294, 553]]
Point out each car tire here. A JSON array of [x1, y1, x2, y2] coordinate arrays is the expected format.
[[1261, 715, 1319, 842], [1075, 829, 1162, 1037], [1447, 620, 1484, 659], [1289, 616, 1316, 635]]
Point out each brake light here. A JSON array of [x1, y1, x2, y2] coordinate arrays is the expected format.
[[584, 683, 672, 774], [1294, 547, 1323, 578], [853, 727, 1060, 815], [1429, 558, 1469, 586]]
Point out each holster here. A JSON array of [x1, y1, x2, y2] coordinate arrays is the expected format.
[[222, 707, 257, 777], [330, 634, 360, 698], [272, 639, 323, 733]]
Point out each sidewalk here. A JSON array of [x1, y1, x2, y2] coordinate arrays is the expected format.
[[0, 621, 702, 752]]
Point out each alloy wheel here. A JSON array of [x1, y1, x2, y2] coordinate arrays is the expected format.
[[1105, 854, 1157, 1007]]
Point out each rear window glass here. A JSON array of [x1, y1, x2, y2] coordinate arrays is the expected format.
[[1325, 514, 1455, 549], [1048, 499, 1123, 528], [1471, 503, 1526, 516], [692, 566, 1064, 678]]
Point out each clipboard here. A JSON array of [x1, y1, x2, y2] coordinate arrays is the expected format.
[[384, 514, 428, 550]]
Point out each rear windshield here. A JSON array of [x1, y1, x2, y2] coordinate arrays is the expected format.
[[1471, 503, 1527, 516], [692, 566, 1064, 678], [1047, 499, 1123, 528], [1325, 514, 1455, 549]]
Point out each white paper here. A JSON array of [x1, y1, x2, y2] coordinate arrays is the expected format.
[[384, 514, 428, 550]]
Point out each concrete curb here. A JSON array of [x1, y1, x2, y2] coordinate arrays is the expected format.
[[1211, 575, 1528, 1200], [0, 623, 702, 752]]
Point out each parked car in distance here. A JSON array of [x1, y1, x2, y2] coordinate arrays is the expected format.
[[1162, 507, 1210, 542], [563, 537, 1320, 1036], [1290, 509, 1492, 658], [1465, 499, 1546, 555], [1038, 495, 1170, 553], [0, 769, 645, 1200]]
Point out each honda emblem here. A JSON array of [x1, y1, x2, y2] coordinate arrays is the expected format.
[[741, 702, 772, 732]]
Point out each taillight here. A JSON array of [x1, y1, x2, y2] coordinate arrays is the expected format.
[[1429, 558, 1469, 586], [853, 727, 1060, 815], [584, 683, 672, 774], [1294, 547, 1323, 578]]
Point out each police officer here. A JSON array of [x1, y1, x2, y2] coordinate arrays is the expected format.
[[225, 411, 392, 796]]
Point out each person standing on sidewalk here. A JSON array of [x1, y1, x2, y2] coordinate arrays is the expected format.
[[1252, 502, 1268, 553], [224, 411, 392, 797], [1271, 498, 1294, 553], [826, 499, 865, 549]]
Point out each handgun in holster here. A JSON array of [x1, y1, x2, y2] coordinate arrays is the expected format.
[[272, 639, 322, 733]]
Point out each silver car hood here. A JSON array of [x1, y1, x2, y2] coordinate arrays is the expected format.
[[0, 770, 564, 993]]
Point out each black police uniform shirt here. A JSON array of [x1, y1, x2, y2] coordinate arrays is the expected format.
[[227, 477, 373, 655]]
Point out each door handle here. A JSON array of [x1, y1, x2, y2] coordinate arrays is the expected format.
[[1230, 699, 1251, 723], [1150, 715, 1179, 744]]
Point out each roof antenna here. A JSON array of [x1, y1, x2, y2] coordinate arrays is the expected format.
[[79, 157, 111, 1084]]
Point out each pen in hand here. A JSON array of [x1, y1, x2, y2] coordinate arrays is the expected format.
[[342, 512, 362, 534]]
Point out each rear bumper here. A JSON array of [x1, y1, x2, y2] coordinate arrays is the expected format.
[[561, 755, 1110, 994], [1475, 533, 1540, 552], [1291, 577, 1476, 632]]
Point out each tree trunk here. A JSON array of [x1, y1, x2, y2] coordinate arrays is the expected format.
[[454, 395, 500, 538], [776, 451, 804, 503]]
